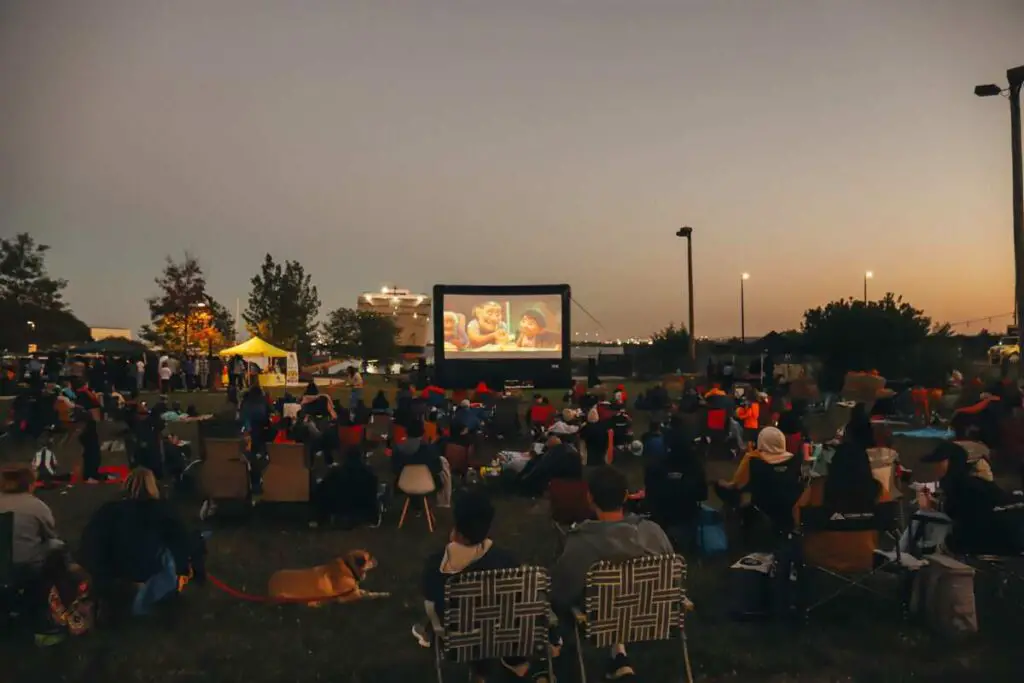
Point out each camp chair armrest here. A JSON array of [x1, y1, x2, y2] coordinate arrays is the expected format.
[[428, 609, 445, 637], [571, 607, 586, 626]]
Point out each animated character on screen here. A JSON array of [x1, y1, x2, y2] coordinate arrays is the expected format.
[[515, 309, 560, 349], [466, 301, 509, 349], [442, 311, 469, 350]]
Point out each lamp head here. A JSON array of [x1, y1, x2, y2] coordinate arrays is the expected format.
[[865, 271, 874, 279], [741, 272, 750, 281], [974, 84, 1003, 98], [676, 226, 693, 238]]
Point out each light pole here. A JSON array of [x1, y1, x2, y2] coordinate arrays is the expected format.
[[740, 272, 750, 343], [183, 301, 208, 354], [675, 227, 696, 366], [864, 270, 873, 303], [26, 320, 36, 352], [975, 65, 1024, 329]]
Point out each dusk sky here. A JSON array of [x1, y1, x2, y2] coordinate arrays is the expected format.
[[2, 1, 1022, 339]]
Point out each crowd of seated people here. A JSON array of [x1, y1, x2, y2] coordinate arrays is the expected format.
[[411, 466, 673, 682]]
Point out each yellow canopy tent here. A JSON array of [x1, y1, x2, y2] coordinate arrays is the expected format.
[[218, 337, 289, 358]]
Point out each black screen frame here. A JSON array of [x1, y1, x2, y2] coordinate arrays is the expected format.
[[432, 283, 572, 389]]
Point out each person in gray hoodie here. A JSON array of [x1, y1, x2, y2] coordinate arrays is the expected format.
[[550, 466, 674, 681]]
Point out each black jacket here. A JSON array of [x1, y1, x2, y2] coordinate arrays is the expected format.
[[80, 498, 193, 583], [944, 477, 1024, 555], [644, 456, 708, 528], [520, 444, 583, 494]]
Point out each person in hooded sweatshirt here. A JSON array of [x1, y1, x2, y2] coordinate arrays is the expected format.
[[714, 426, 795, 507], [550, 466, 674, 681], [411, 490, 558, 679]]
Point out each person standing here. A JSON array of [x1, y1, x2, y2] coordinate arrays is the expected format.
[[135, 358, 146, 393], [197, 355, 210, 391], [183, 356, 196, 392], [347, 366, 364, 411], [158, 362, 172, 395]]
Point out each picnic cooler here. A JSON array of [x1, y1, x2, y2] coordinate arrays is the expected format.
[[728, 553, 775, 620], [910, 554, 978, 638]]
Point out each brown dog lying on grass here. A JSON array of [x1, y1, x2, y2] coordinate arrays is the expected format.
[[267, 550, 389, 606]]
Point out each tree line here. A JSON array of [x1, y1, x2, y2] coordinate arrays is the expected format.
[[0, 232, 990, 385], [0, 233, 401, 363]]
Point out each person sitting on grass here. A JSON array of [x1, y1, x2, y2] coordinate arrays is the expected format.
[[80, 467, 205, 617], [550, 466, 674, 681], [517, 436, 583, 496], [412, 490, 559, 682]]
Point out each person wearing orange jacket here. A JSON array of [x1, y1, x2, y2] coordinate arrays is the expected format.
[[736, 397, 761, 446]]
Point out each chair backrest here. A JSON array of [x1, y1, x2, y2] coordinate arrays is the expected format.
[[0, 511, 13, 586], [706, 409, 726, 431], [423, 421, 439, 443], [444, 443, 470, 476], [267, 442, 308, 470], [747, 456, 804, 514], [204, 438, 243, 463], [338, 425, 364, 448], [442, 566, 552, 664], [391, 424, 408, 444], [397, 464, 436, 495], [582, 554, 687, 647], [367, 414, 391, 439], [548, 478, 593, 526], [800, 500, 901, 534]]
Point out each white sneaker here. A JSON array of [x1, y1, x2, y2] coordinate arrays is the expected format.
[[411, 623, 432, 648]]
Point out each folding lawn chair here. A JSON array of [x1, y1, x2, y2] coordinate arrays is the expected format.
[[443, 443, 471, 480], [548, 478, 593, 553], [431, 566, 555, 683], [573, 554, 694, 683], [957, 496, 1024, 607], [199, 438, 251, 520], [795, 501, 913, 617], [262, 442, 311, 504]]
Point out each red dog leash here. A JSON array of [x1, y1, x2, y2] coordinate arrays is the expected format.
[[205, 572, 359, 604]]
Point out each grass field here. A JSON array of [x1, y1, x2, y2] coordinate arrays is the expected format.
[[0, 381, 1021, 682]]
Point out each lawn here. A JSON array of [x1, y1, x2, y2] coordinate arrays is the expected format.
[[0, 383, 1021, 682]]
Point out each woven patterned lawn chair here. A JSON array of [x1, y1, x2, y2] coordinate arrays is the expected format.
[[431, 566, 555, 683], [573, 553, 693, 683]]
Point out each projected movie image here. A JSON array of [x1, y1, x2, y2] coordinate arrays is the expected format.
[[441, 294, 563, 359]]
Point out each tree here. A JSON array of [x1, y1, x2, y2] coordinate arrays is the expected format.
[[801, 293, 935, 389], [322, 307, 400, 363], [0, 233, 90, 352], [140, 254, 234, 354], [644, 322, 693, 373], [0, 233, 69, 310], [243, 254, 321, 358]]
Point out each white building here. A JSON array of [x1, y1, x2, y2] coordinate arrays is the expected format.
[[357, 286, 431, 354]]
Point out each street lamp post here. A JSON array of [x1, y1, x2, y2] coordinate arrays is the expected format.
[[740, 272, 750, 343], [864, 270, 873, 303], [675, 227, 696, 366], [183, 301, 208, 355], [26, 320, 36, 352], [975, 65, 1024, 329]]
